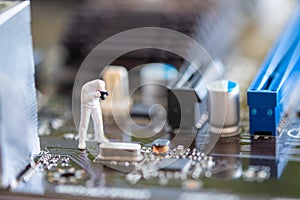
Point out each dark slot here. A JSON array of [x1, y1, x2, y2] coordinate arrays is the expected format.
[[261, 75, 274, 90], [253, 131, 273, 136], [261, 44, 296, 90], [60, 172, 75, 178]]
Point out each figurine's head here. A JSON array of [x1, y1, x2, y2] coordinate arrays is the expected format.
[[96, 79, 106, 91]]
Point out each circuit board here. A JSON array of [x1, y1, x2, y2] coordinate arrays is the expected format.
[[9, 90, 300, 200], [2, 1, 300, 199]]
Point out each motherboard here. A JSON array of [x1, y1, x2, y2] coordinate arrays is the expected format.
[[1, 1, 300, 200], [14, 97, 300, 199]]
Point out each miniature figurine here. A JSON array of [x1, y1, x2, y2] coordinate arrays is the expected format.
[[78, 79, 109, 150]]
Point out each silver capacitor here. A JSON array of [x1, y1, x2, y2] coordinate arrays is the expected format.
[[207, 80, 240, 137]]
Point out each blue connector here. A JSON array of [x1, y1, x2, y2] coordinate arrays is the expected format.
[[247, 5, 300, 136]]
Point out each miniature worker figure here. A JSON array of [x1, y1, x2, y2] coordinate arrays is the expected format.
[[78, 79, 109, 150]]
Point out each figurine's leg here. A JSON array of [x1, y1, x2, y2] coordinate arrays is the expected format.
[[91, 105, 109, 143], [78, 105, 91, 149]]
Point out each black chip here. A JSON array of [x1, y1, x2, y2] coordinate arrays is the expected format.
[[157, 159, 191, 171], [296, 111, 300, 118]]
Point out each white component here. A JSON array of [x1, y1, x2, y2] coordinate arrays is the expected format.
[[78, 79, 109, 150], [101, 66, 132, 117], [97, 142, 143, 161], [208, 80, 240, 137]]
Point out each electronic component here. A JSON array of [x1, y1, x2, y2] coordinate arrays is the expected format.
[[242, 166, 271, 183], [96, 142, 143, 161], [0, 1, 40, 188], [47, 168, 86, 184], [167, 60, 224, 130], [208, 80, 240, 136], [158, 159, 191, 172], [247, 5, 300, 136], [151, 139, 170, 154], [101, 66, 132, 118], [140, 63, 177, 107]]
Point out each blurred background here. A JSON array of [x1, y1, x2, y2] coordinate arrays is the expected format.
[[30, 0, 298, 123]]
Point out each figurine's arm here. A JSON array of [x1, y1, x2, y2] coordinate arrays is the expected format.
[[95, 90, 101, 98], [97, 80, 109, 100], [81, 79, 108, 104], [81, 88, 100, 105]]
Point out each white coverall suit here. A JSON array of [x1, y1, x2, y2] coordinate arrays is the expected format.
[[78, 79, 109, 150]]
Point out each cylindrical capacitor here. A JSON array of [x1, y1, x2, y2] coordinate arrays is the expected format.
[[101, 65, 132, 117], [207, 80, 240, 137]]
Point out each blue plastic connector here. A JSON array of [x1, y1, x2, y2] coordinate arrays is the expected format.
[[247, 5, 300, 136]]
